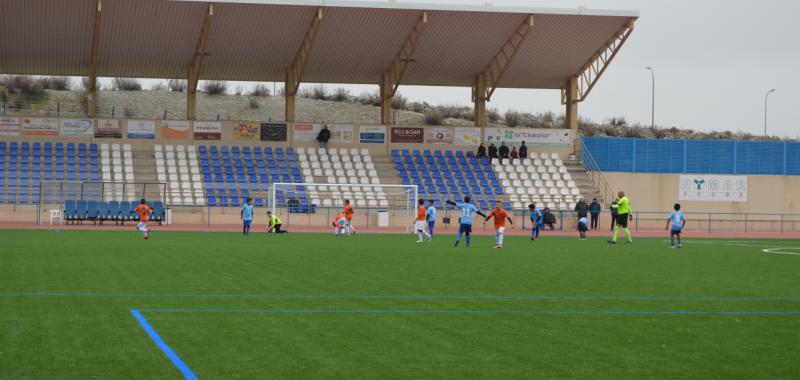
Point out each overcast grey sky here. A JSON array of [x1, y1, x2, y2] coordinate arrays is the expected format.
[[335, 0, 799, 137]]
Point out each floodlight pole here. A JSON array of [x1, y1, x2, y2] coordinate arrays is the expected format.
[[764, 89, 775, 136], [645, 66, 654, 128]]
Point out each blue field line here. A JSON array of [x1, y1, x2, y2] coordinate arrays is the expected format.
[[130, 310, 198, 380], [4, 292, 800, 302], [137, 308, 800, 316]]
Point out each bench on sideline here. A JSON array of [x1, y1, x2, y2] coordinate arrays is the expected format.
[[63, 200, 164, 225]]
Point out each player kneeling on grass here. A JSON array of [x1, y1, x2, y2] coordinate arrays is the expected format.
[[266, 211, 288, 234], [415, 199, 432, 243], [447, 196, 485, 248], [578, 216, 589, 239], [241, 197, 254, 236], [485, 201, 513, 249], [332, 214, 347, 237], [134, 199, 153, 240], [666, 203, 686, 248]]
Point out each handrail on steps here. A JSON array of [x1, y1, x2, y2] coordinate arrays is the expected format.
[[579, 138, 615, 204]]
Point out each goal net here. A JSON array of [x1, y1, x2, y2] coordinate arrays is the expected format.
[[270, 182, 418, 232]]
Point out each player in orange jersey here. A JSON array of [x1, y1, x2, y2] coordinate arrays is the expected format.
[[342, 199, 355, 236], [414, 199, 432, 243], [332, 214, 347, 237], [133, 198, 154, 240], [485, 201, 513, 249]]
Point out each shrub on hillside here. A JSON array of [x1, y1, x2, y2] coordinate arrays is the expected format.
[[37, 76, 71, 91], [424, 111, 443, 125], [201, 81, 227, 95], [357, 91, 381, 107], [150, 81, 168, 91], [330, 87, 350, 102], [112, 78, 142, 91], [1, 75, 46, 100], [248, 96, 260, 109], [391, 93, 408, 110], [311, 85, 327, 100], [487, 108, 500, 123], [169, 79, 187, 92], [504, 110, 522, 127], [251, 84, 271, 97]]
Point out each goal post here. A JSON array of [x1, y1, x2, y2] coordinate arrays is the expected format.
[[270, 182, 418, 232]]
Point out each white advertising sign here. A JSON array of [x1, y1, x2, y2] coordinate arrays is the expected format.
[[679, 175, 747, 202], [484, 128, 571, 147], [60, 119, 94, 136], [293, 123, 321, 142], [127, 120, 156, 139], [329, 124, 354, 144], [454, 127, 481, 146], [0, 117, 20, 137]]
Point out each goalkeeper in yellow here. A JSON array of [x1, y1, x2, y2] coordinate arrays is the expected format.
[[608, 191, 633, 244]]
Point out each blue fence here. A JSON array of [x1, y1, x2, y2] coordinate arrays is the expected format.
[[582, 137, 800, 175]]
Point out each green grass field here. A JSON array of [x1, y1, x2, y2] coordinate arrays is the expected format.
[[1, 229, 799, 379]]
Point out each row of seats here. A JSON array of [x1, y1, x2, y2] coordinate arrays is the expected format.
[[155, 144, 205, 205], [296, 148, 387, 208], [198, 145, 310, 210], [0, 142, 100, 203], [100, 143, 136, 201], [392, 149, 504, 210], [491, 153, 583, 210], [63, 200, 164, 224]]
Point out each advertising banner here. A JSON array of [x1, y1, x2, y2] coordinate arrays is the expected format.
[[455, 127, 481, 146], [425, 127, 454, 144], [60, 119, 94, 136], [484, 128, 571, 147], [232, 122, 261, 140], [94, 119, 122, 138], [193, 121, 222, 140], [127, 120, 156, 139], [21, 118, 59, 136], [679, 175, 747, 202], [329, 124, 354, 144], [162, 120, 191, 139], [359, 125, 386, 144], [293, 123, 321, 142], [0, 117, 20, 137], [260, 123, 288, 142], [391, 126, 424, 143]]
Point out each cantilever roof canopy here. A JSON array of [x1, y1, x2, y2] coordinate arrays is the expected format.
[[0, 0, 638, 90]]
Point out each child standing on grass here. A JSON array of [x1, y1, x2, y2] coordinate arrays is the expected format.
[[528, 203, 543, 241], [666, 203, 686, 248], [578, 216, 589, 239], [485, 201, 513, 249], [241, 197, 254, 236]]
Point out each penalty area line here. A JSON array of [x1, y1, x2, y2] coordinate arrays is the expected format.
[[130, 309, 198, 380]]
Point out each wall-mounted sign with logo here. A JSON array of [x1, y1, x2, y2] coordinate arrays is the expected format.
[[679, 175, 747, 202]]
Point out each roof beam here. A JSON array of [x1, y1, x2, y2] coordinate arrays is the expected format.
[[473, 14, 534, 103], [561, 18, 635, 104], [383, 11, 427, 98], [285, 7, 324, 97], [187, 3, 214, 120], [86, 0, 102, 118]]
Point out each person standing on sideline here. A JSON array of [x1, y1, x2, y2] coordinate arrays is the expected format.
[[589, 198, 601, 230], [266, 211, 288, 233], [488, 143, 498, 160], [241, 197, 254, 236], [608, 191, 633, 245], [509, 146, 519, 161], [426, 199, 437, 238], [447, 196, 485, 248], [414, 199, 432, 243], [609, 200, 618, 231], [316, 124, 331, 152], [574, 198, 589, 219], [666, 203, 686, 248], [486, 201, 513, 249], [518, 141, 528, 160], [528, 203, 543, 241], [133, 198, 153, 240]]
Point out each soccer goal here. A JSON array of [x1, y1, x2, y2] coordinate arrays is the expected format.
[[270, 182, 418, 232]]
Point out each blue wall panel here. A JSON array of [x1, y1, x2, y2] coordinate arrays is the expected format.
[[583, 137, 797, 176]]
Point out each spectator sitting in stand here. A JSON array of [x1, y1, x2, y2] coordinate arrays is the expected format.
[[488, 143, 498, 160], [519, 141, 528, 159], [510, 146, 519, 161], [476, 143, 487, 159]]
